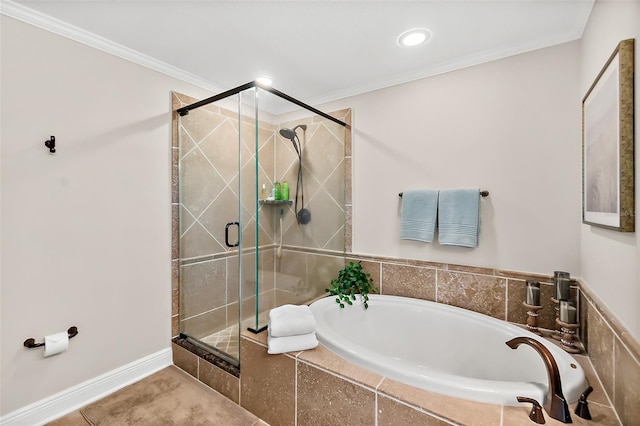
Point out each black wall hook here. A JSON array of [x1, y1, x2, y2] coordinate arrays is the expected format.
[[45, 136, 56, 153]]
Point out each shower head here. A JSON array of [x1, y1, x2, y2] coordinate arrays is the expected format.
[[279, 128, 299, 156], [279, 124, 307, 157], [279, 125, 307, 140], [279, 128, 296, 141], [278, 124, 310, 225]]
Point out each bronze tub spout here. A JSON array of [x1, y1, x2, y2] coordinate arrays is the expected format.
[[506, 337, 572, 423]]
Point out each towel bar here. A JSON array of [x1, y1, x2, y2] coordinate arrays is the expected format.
[[399, 190, 489, 197]]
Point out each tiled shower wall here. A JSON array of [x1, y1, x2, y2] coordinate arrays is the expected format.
[[171, 91, 350, 338], [259, 111, 350, 311]]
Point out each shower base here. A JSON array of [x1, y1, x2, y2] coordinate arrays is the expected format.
[[199, 313, 269, 360]]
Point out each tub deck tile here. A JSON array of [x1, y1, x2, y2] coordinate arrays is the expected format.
[[573, 353, 610, 406], [377, 395, 453, 426], [239, 337, 295, 426], [297, 361, 376, 426], [297, 344, 384, 390], [378, 378, 502, 426], [241, 329, 268, 346]]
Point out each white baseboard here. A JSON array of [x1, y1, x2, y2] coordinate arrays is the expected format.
[[1, 347, 173, 426]]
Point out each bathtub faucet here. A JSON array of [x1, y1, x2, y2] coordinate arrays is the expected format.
[[506, 337, 572, 424]]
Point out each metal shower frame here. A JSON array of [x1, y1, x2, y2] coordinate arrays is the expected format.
[[177, 81, 347, 337], [177, 81, 347, 127]]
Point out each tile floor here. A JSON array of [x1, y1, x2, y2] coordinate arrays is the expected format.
[[46, 367, 268, 426]]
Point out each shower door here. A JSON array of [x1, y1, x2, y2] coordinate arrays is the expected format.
[[175, 82, 348, 364], [177, 89, 259, 365]]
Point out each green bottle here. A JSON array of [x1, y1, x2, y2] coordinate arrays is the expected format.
[[274, 182, 282, 200], [282, 182, 289, 200]]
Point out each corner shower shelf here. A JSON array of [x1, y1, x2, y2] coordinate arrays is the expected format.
[[259, 200, 293, 206]]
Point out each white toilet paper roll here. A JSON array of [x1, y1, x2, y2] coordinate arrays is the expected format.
[[43, 331, 69, 357]]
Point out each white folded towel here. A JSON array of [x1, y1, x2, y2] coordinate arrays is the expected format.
[[268, 304, 316, 337], [267, 332, 318, 354]]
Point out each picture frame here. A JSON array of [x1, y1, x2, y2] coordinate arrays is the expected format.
[[582, 39, 635, 232]]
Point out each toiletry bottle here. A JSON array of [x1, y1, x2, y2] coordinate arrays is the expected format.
[[274, 182, 282, 201], [282, 182, 289, 201], [261, 183, 267, 200]]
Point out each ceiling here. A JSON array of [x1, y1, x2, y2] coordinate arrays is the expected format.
[[5, 1, 594, 108]]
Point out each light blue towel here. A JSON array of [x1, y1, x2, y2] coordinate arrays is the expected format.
[[400, 189, 439, 243], [438, 188, 480, 248]]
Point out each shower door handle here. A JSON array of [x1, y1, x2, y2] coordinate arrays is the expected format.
[[225, 221, 240, 248]]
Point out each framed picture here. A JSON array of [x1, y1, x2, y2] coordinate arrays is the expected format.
[[582, 39, 635, 232]]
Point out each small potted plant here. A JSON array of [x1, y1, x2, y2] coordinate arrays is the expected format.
[[326, 261, 378, 309]]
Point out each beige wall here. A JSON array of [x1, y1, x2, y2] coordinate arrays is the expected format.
[[319, 2, 640, 342], [579, 0, 640, 341], [321, 42, 582, 283], [0, 16, 212, 415]]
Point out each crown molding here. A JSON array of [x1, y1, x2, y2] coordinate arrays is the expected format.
[[0, 0, 224, 94], [310, 27, 587, 108]]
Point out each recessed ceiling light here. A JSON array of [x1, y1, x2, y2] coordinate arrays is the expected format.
[[397, 28, 432, 47], [256, 76, 273, 86]]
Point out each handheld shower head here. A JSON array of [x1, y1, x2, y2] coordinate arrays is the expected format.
[[279, 128, 299, 156], [279, 125, 307, 141], [279, 128, 296, 141], [278, 124, 311, 225]]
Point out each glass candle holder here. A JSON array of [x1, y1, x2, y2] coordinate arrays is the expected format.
[[526, 280, 540, 306], [553, 271, 570, 300], [559, 300, 577, 324], [556, 277, 570, 301]]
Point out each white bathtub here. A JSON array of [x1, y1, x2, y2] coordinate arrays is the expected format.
[[310, 294, 587, 406]]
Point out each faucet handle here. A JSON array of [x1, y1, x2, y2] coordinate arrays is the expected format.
[[517, 396, 546, 424], [575, 385, 594, 420]]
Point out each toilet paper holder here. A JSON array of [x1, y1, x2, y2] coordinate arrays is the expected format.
[[24, 326, 78, 349]]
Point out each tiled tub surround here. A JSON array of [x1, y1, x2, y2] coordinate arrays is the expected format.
[[239, 329, 619, 426], [173, 254, 639, 425], [579, 283, 640, 426], [309, 293, 589, 406], [349, 255, 638, 425]]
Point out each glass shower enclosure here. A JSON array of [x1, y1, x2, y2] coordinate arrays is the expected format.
[[175, 82, 347, 366]]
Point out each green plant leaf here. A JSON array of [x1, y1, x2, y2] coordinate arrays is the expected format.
[[326, 261, 379, 309]]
